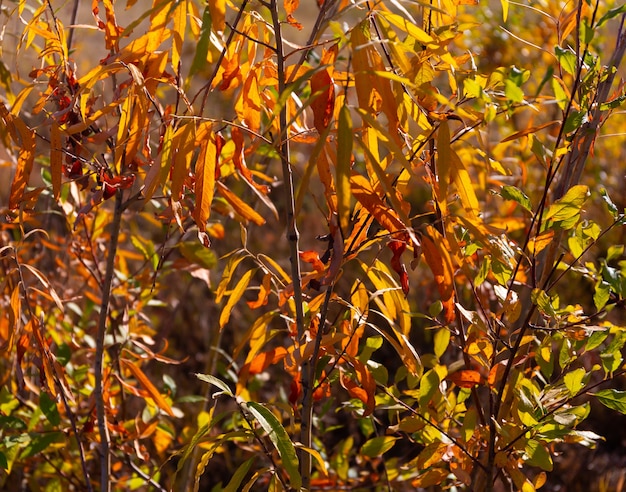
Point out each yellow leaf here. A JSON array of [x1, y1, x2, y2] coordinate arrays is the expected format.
[[220, 268, 254, 329], [216, 182, 266, 226], [451, 148, 479, 218], [528, 230, 555, 255], [171, 0, 187, 70], [378, 11, 435, 45], [120, 358, 175, 417], [49, 122, 62, 200], [209, 0, 225, 32]]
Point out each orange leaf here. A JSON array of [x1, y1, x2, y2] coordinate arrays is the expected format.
[[209, 0, 226, 32], [351, 174, 405, 233], [1, 103, 36, 211], [421, 226, 456, 323], [247, 272, 272, 309], [300, 251, 325, 273], [341, 360, 376, 416], [246, 347, 288, 375], [447, 370, 483, 388], [120, 358, 175, 417], [488, 361, 507, 388], [194, 130, 220, 246], [216, 182, 266, 226], [310, 68, 335, 132], [236, 72, 262, 133], [284, 0, 302, 29]]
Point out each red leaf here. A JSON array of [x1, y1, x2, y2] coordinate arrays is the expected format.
[[388, 238, 409, 295]]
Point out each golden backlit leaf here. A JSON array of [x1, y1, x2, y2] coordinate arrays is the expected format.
[[171, 0, 187, 70], [194, 130, 219, 245], [422, 226, 456, 323], [351, 174, 405, 233], [216, 182, 266, 226], [247, 272, 272, 309], [219, 268, 254, 329], [120, 358, 175, 417], [528, 230, 555, 255], [236, 72, 262, 133]]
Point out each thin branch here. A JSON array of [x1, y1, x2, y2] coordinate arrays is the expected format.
[[94, 190, 124, 492], [268, 0, 308, 486]]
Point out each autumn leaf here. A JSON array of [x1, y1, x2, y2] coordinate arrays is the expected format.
[[447, 370, 483, 388], [421, 226, 456, 323], [194, 130, 221, 246], [216, 182, 266, 226], [120, 358, 175, 417]]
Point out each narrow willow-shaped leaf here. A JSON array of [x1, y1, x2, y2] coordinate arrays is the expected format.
[[196, 373, 234, 397], [120, 359, 175, 417], [193, 130, 217, 244], [223, 457, 256, 492], [336, 104, 353, 234], [246, 402, 301, 489], [189, 7, 212, 77], [217, 182, 266, 226], [219, 268, 254, 329]]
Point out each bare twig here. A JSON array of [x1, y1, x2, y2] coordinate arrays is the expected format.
[[94, 190, 124, 492]]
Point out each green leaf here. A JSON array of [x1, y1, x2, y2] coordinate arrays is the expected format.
[[555, 46, 577, 76], [195, 373, 234, 397], [501, 185, 532, 211], [189, 7, 212, 78], [419, 368, 441, 410], [39, 392, 60, 427], [504, 79, 524, 103], [600, 188, 619, 217], [20, 432, 64, 459], [596, 5, 626, 28], [179, 241, 217, 269], [595, 389, 626, 414], [0, 451, 7, 471], [223, 457, 256, 492], [246, 402, 301, 489], [360, 436, 399, 458], [525, 440, 553, 471], [563, 109, 586, 134], [593, 281, 611, 311], [544, 185, 589, 222], [433, 328, 450, 359]]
